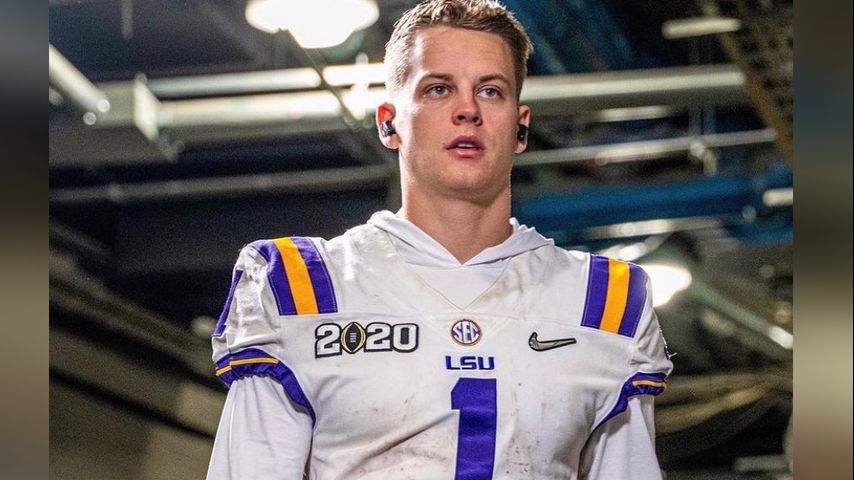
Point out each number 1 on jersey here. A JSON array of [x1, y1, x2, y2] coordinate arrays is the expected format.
[[451, 378, 497, 480]]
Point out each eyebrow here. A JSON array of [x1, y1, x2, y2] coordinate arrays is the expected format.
[[416, 73, 512, 87], [477, 74, 512, 86], [417, 73, 454, 85]]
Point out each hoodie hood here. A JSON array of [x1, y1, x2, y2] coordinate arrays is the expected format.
[[367, 210, 553, 268]]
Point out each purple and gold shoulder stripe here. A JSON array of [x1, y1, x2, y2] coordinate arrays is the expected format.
[[581, 255, 648, 338], [250, 237, 338, 316], [215, 347, 316, 424], [598, 372, 667, 427]]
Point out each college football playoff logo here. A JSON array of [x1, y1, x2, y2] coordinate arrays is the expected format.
[[315, 321, 419, 358]]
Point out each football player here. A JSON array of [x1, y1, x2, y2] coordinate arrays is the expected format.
[[207, 1, 673, 479]]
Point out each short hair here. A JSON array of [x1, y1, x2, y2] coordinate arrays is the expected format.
[[384, 0, 533, 100]]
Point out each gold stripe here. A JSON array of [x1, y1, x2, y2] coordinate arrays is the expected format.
[[632, 380, 667, 389], [229, 357, 279, 366], [600, 259, 630, 333], [274, 237, 319, 315], [215, 357, 279, 376]]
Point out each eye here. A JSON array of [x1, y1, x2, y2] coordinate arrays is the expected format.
[[478, 87, 501, 99], [427, 84, 450, 96]]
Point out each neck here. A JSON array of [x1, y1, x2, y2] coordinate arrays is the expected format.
[[398, 185, 513, 264]]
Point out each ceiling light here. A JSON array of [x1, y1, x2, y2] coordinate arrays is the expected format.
[[245, 0, 379, 49], [639, 263, 693, 307], [762, 187, 793, 207], [662, 16, 742, 40]]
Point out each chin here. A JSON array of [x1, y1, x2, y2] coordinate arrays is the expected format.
[[441, 178, 507, 202]]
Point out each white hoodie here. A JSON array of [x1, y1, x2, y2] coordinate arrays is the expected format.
[[367, 210, 553, 308], [207, 213, 662, 480]]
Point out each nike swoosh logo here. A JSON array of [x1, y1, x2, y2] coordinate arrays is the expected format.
[[529, 332, 577, 351]]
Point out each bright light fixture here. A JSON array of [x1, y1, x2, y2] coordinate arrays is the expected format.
[[662, 16, 742, 39], [245, 0, 379, 48], [640, 264, 693, 307]]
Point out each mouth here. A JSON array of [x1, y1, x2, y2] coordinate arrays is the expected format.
[[445, 136, 485, 157]]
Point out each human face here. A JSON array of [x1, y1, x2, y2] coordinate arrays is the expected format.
[[379, 26, 530, 204]]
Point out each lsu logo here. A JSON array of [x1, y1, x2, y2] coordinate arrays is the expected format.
[[445, 355, 495, 370], [315, 322, 419, 358], [451, 319, 482, 346]]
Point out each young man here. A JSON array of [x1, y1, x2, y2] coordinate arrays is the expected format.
[[207, 1, 672, 479]]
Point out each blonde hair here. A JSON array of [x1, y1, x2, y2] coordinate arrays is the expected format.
[[384, 0, 533, 100]]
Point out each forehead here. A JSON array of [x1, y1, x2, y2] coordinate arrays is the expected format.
[[406, 26, 515, 86]]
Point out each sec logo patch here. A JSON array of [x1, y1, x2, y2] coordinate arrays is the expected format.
[[451, 319, 482, 346]]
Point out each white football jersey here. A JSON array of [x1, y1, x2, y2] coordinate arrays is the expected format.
[[211, 222, 672, 479]]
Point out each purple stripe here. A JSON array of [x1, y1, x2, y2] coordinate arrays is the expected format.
[[213, 269, 243, 337], [597, 372, 667, 429], [216, 348, 316, 425], [249, 240, 298, 316], [291, 237, 337, 314], [617, 263, 648, 337], [581, 255, 610, 330]]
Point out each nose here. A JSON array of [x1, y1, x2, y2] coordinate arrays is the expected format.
[[453, 93, 482, 126]]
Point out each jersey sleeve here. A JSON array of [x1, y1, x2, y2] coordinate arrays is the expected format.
[[588, 258, 673, 428], [579, 396, 663, 480], [626, 267, 672, 394], [211, 241, 318, 424], [207, 376, 313, 480], [212, 244, 281, 365], [580, 264, 671, 478], [630, 282, 672, 377]]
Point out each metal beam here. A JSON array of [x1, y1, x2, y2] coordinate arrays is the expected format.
[[523, 64, 747, 116], [689, 280, 793, 361], [155, 65, 746, 145], [49, 44, 111, 119], [49, 221, 111, 265], [50, 78, 177, 166], [49, 251, 211, 375], [49, 164, 392, 204], [150, 62, 744, 105], [147, 63, 386, 99], [51, 63, 751, 161], [515, 128, 776, 167], [149, 68, 322, 98], [48, 129, 776, 205]]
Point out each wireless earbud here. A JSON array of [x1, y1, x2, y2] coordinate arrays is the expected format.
[[381, 120, 396, 137], [517, 124, 528, 142]]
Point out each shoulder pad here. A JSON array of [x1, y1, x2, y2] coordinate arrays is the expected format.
[[246, 237, 338, 316], [580, 255, 648, 338]]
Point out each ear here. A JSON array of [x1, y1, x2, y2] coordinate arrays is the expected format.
[[376, 103, 399, 150], [515, 105, 531, 154]]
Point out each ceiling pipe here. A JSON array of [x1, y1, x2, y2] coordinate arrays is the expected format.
[[49, 129, 774, 205], [515, 128, 775, 167], [52, 63, 749, 161], [688, 280, 793, 361], [153, 64, 747, 145], [49, 44, 111, 122], [146, 63, 744, 103], [49, 164, 393, 204], [146, 63, 387, 99], [49, 251, 211, 376]]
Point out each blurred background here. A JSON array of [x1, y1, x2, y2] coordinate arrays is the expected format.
[[48, 0, 793, 478]]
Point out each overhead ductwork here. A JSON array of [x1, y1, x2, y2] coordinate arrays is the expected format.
[[50, 61, 749, 167]]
